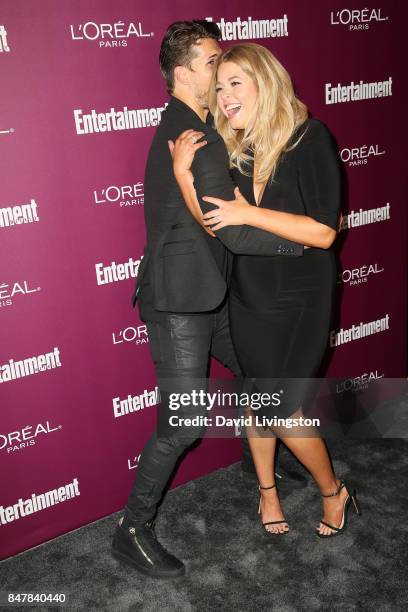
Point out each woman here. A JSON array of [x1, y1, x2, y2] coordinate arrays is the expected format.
[[170, 43, 360, 537]]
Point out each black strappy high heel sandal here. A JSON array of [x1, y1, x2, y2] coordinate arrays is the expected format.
[[258, 484, 289, 535], [316, 479, 361, 538]]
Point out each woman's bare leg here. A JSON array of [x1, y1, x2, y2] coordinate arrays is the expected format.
[[245, 410, 289, 534], [275, 409, 349, 535]]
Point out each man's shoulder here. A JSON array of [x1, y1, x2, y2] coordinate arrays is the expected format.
[[191, 130, 230, 178], [147, 98, 223, 164], [157, 100, 207, 139]]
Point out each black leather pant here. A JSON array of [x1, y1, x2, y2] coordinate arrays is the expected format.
[[125, 298, 244, 525]]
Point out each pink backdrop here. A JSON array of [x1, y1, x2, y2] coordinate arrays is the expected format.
[[0, 0, 406, 560]]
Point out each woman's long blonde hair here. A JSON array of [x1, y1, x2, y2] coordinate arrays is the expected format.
[[209, 43, 309, 183]]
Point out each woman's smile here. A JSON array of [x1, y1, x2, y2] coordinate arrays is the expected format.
[[224, 102, 242, 118]]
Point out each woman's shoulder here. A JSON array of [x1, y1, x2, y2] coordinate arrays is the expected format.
[[294, 118, 334, 147]]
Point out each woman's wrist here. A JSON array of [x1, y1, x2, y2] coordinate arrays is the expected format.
[[174, 168, 192, 181], [245, 204, 259, 226]]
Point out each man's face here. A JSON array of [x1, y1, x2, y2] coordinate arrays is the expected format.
[[187, 38, 221, 109]]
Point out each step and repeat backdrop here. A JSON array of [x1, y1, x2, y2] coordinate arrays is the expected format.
[[0, 1, 406, 560]]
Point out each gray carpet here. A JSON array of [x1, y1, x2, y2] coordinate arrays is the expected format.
[[1, 438, 407, 612]]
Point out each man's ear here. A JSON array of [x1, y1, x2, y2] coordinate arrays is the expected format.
[[174, 65, 190, 88]]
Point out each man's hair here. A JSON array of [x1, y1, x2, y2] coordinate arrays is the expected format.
[[159, 20, 220, 94]]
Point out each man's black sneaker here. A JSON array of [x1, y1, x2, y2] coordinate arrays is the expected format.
[[112, 516, 185, 579]]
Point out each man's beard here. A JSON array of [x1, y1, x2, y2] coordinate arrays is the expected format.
[[194, 87, 209, 109]]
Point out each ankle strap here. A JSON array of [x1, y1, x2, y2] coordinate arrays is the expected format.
[[321, 479, 345, 498], [259, 484, 276, 490]]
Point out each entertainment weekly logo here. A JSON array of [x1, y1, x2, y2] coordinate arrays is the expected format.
[[0, 198, 39, 229], [205, 15, 288, 40], [95, 256, 143, 286], [0, 280, 41, 309], [0, 421, 62, 454], [0, 478, 80, 525], [94, 182, 144, 207], [339, 203, 390, 231], [330, 314, 390, 347], [0, 347, 62, 384], [69, 21, 154, 47], [325, 77, 392, 104], [73, 104, 167, 135], [330, 8, 389, 30], [112, 324, 149, 347], [113, 386, 160, 418], [339, 144, 386, 167], [338, 263, 384, 288], [0, 24, 10, 51]]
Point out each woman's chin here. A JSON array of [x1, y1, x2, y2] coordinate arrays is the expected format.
[[228, 118, 245, 130]]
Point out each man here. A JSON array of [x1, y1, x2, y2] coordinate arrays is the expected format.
[[112, 20, 303, 579]]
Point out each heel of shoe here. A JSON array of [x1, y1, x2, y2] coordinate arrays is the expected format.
[[316, 478, 361, 538], [351, 492, 361, 516]]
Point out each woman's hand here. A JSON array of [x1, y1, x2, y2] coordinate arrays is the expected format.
[[168, 129, 215, 238], [168, 129, 207, 178], [202, 187, 252, 230]]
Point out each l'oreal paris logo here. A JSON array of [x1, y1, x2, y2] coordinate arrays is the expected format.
[[94, 183, 144, 207], [339, 144, 385, 166], [69, 21, 153, 46], [338, 263, 384, 286], [0, 421, 62, 453], [336, 371, 384, 393], [330, 8, 388, 29]]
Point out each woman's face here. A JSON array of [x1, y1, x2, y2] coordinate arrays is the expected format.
[[215, 61, 258, 130]]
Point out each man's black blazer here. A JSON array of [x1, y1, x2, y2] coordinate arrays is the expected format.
[[131, 96, 303, 314]]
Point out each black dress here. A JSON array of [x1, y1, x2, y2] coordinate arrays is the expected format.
[[228, 119, 341, 419]]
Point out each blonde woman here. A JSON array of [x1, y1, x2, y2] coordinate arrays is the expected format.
[[171, 43, 361, 537]]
